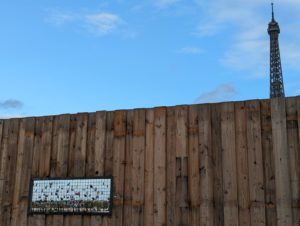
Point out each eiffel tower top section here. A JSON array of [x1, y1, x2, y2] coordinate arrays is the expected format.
[[268, 3, 285, 98]]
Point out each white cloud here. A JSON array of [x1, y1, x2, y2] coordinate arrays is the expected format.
[[155, 0, 180, 8], [85, 13, 124, 36], [45, 11, 76, 26], [46, 10, 126, 37], [196, 84, 237, 103], [179, 47, 203, 54], [0, 115, 24, 119]]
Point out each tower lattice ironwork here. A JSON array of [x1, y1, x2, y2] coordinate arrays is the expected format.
[[268, 3, 285, 98]]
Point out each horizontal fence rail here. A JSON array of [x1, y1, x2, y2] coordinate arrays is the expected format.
[[0, 97, 299, 226]]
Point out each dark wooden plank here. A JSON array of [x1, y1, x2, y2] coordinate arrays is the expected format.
[[102, 111, 114, 226], [234, 102, 250, 226], [220, 102, 238, 226], [0, 119, 20, 226], [123, 110, 133, 226], [27, 118, 45, 226], [199, 104, 214, 226], [144, 109, 154, 226], [211, 104, 224, 226], [153, 107, 166, 226], [246, 100, 266, 225], [188, 105, 199, 226], [271, 97, 292, 225], [166, 107, 176, 226]]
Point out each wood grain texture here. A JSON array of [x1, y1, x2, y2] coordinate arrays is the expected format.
[[246, 101, 266, 226], [188, 105, 200, 226], [0, 98, 300, 226], [198, 104, 214, 226], [271, 97, 293, 226], [144, 109, 154, 226], [286, 97, 300, 225], [153, 107, 166, 226], [261, 100, 277, 226], [221, 102, 238, 226]]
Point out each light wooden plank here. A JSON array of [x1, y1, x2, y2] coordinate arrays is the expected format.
[[72, 113, 88, 226], [153, 107, 166, 226], [52, 115, 70, 226], [234, 102, 250, 226], [91, 111, 106, 226], [271, 97, 293, 225], [144, 109, 154, 226], [112, 110, 126, 226], [260, 100, 277, 226], [198, 104, 214, 226], [221, 102, 238, 226], [211, 104, 224, 226], [286, 97, 300, 225], [246, 101, 266, 225], [0, 119, 20, 226], [166, 107, 176, 226], [123, 110, 133, 226], [175, 106, 189, 226], [39, 117, 53, 178], [132, 109, 145, 226]]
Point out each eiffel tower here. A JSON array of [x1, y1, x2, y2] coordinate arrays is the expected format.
[[268, 3, 285, 98]]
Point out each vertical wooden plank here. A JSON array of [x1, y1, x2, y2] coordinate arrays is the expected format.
[[211, 104, 224, 226], [188, 105, 199, 226], [235, 102, 250, 226], [261, 100, 277, 226], [199, 104, 214, 226], [221, 102, 238, 226], [102, 111, 114, 226], [166, 107, 176, 226], [286, 97, 300, 225], [72, 113, 88, 226], [91, 111, 106, 226], [112, 110, 126, 226], [0, 119, 20, 226], [271, 97, 293, 225], [246, 101, 266, 225], [175, 106, 189, 226], [27, 118, 45, 226], [123, 110, 133, 226], [83, 113, 96, 226], [131, 109, 145, 226], [0, 119, 3, 168], [153, 107, 166, 226], [64, 115, 77, 226], [11, 118, 35, 226], [144, 109, 154, 226], [52, 115, 70, 226]]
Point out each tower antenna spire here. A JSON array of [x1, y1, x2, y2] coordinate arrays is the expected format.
[[271, 2, 275, 21]]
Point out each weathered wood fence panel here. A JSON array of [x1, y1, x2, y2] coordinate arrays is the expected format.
[[0, 97, 300, 226]]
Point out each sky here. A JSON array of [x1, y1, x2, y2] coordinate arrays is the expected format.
[[1, 0, 300, 118]]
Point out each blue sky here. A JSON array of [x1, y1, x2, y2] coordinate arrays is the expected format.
[[1, 0, 300, 118]]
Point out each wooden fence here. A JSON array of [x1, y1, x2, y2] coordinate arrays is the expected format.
[[0, 97, 299, 226]]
